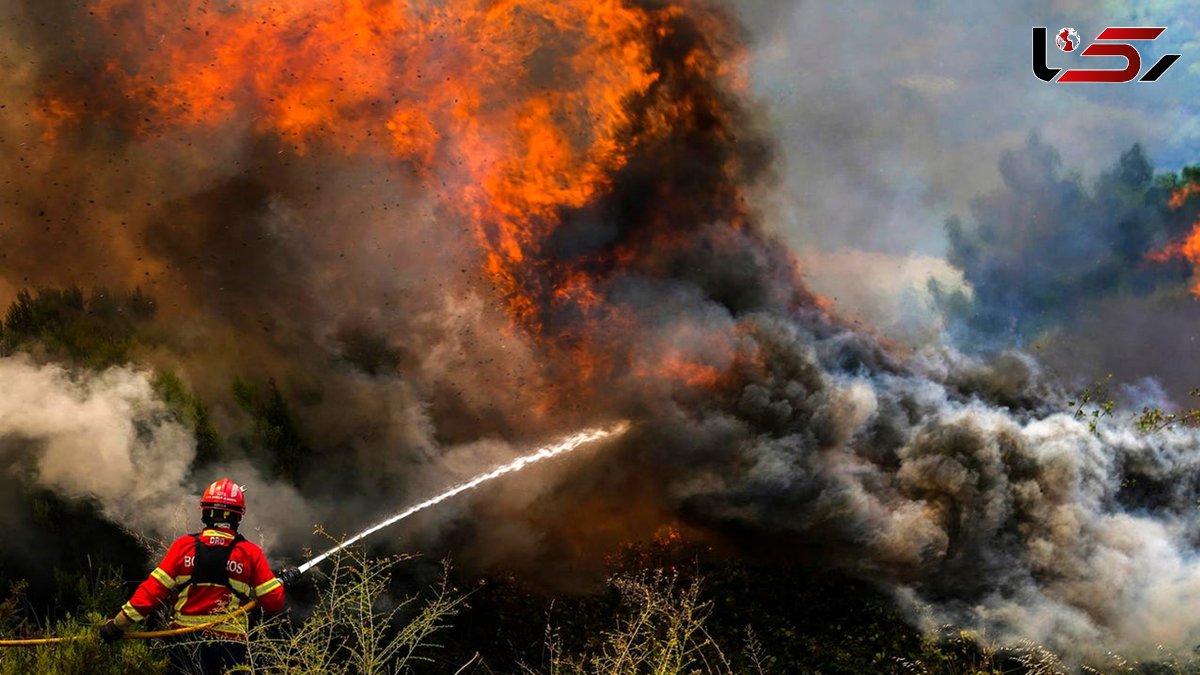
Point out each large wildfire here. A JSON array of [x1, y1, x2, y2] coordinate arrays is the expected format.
[[6, 0, 1200, 661], [31, 0, 806, 398]]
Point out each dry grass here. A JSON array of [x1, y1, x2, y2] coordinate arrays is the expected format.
[[533, 570, 738, 675], [221, 542, 466, 675]]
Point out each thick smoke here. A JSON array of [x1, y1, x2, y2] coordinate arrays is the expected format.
[[2, 0, 1200, 662], [0, 356, 310, 549], [643, 329, 1200, 654], [0, 357, 194, 535]]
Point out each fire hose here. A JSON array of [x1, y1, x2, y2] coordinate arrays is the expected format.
[[0, 601, 257, 647], [0, 422, 627, 649]]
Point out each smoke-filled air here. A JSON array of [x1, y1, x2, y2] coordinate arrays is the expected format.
[[2, 0, 1200, 672]]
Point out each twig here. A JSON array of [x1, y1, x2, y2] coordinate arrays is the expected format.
[[453, 652, 481, 675]]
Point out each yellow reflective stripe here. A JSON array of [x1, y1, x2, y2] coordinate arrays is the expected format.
[[174, 584, 190, 614], [172, 612, 246, 625], [120, 602, 146, 622], [113, 610, 135, 630], [188, 580, 251, 601], [200, 529, 235, 540], [150, 567, 175, 589], [172, 611, 249, 635], [255, 578, 282, 596], [190, 582, 237, 593]]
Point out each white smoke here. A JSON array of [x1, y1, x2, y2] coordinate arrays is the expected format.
[[0, 355, 311, 552], [0, 356, 194, 534]]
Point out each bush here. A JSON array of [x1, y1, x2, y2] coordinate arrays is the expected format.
[[153, 370, 223, 466], [0, 287, 155, 367], [229, 544, 465, 674], [0, 569, 165, 675], [536, 570, 738, 675]]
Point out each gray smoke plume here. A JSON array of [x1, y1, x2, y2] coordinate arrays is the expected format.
[[0, 356, 313, 549], [644, 321, 1200, 655], [0, 356, 194, 535]]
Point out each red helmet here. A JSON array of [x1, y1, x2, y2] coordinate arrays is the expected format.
[[200, 478, 246, 515]]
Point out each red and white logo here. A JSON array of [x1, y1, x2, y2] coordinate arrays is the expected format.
[[1055, 28, 1081, 52], [1034, 26, 1182, 83]]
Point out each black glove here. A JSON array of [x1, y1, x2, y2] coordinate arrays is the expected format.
[[278, 566, 301, 589], [98, 619, 124, 644]]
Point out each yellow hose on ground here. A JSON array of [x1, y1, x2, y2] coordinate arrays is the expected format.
[[0, 600, 257, 647]]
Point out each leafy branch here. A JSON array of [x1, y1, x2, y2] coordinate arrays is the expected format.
[[1068, 374, 1114, 435], [1136, 388, 1200, 433]]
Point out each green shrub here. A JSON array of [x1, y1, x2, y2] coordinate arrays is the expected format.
[[232, 377, 310, 483], [153, 370, 223, 466], [0, 569, 165, 675], [0, 287, 155, 367]]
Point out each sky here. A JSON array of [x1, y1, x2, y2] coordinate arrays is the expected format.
[[740, 0, 1199, 254], [731, 0, 1199, 340]]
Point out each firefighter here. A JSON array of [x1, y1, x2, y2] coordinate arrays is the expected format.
[[98, 478, 301, 674]]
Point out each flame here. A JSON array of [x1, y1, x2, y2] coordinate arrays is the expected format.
[[31, 97, 80, 143], [655, 525, 683, 546], [640, 354, 723, 389], [47, 0, 764, 398], [1169, 182, 1200, 210], [811, 293, 836, 315], [60, 0, 736, 333], [1149, 225, 1200, 297], [1149, 182, 1200, 297]]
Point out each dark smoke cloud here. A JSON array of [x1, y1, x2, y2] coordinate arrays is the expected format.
[[4, 0, 1200, 662], [548, 297, 1200, 654]]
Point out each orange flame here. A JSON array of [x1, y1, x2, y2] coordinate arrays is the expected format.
[[1149, 181, 1200, 297], [58, 0, 744, 337], [31, 97, 80, 144], [45, 0, 760, 401], [640, 354, 724, 389], [1169, 182, 1200, 210]]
